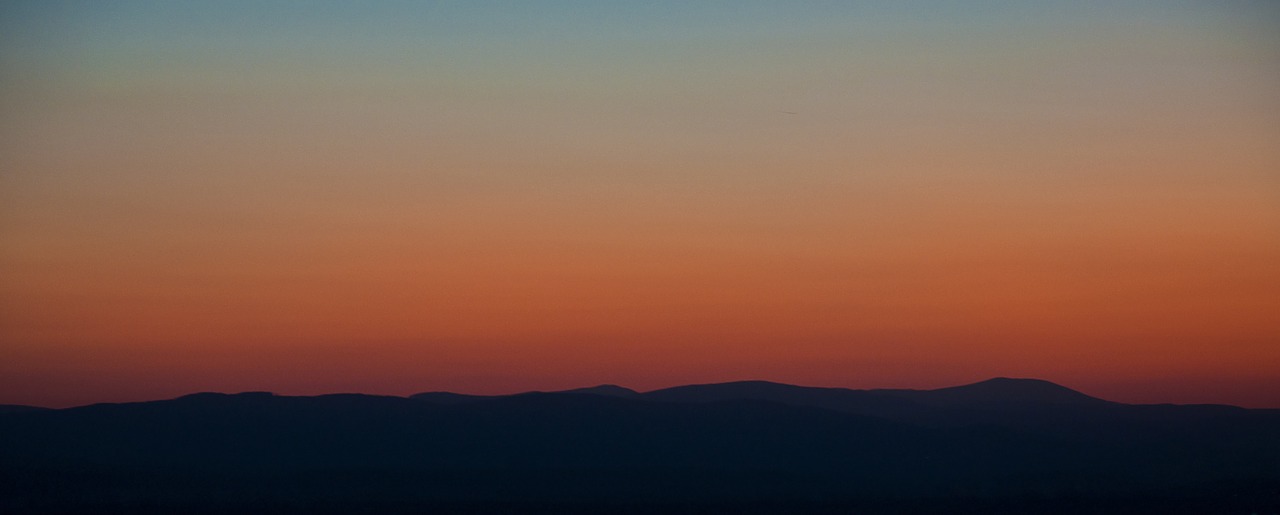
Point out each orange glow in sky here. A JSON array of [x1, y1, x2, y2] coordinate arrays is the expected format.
[[2, 2, 1278, 408]]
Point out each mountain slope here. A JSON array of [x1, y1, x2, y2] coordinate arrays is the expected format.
[[3, 380, 1277, 513], [898, 377, 1113, 408], [556, 384, 641, 397]]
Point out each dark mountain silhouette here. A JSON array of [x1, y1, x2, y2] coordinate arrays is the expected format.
[[555, 384, 641, 397], [897, 376, 1112, 408], [2, 379, 1277, 514], [641, 377, 1109, 410]]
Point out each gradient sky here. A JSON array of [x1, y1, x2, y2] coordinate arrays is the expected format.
[[2, 1, 1278, 408]]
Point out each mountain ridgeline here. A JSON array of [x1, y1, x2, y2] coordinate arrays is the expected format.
[[2, 378, 1277, 514]]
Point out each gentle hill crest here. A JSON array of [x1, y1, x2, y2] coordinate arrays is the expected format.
[[556, 384, 641, 397], [5, 378, 1212, 411], [895, 377, 1113, 408]]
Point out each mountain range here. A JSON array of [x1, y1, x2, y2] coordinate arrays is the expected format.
[[2, 378, 1277, 514]]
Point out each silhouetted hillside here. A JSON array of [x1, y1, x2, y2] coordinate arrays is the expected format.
[[899, 377, 1112, 408], [2, 379, 1277, 514], [556, 384, 641, 397]]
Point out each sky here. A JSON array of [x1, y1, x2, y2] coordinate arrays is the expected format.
[[2, 1, 1278, 408]]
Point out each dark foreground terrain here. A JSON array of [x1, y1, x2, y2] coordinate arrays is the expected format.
[[2, 378, 1278, 514]]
